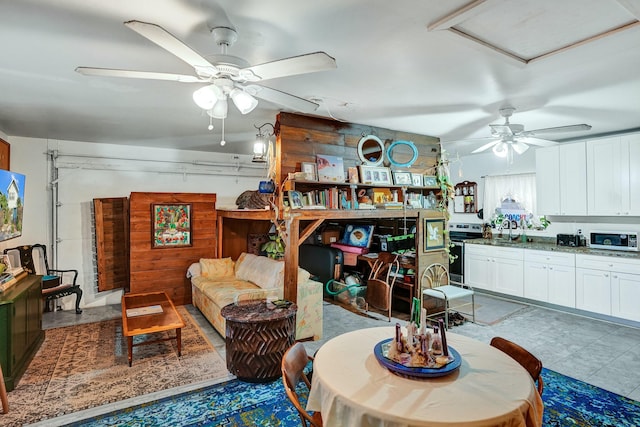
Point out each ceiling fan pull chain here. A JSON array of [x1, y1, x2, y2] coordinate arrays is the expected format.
[[220, 118, 226, 146]]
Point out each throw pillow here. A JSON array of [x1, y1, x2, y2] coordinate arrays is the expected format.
[[200, 257, 235, 278]]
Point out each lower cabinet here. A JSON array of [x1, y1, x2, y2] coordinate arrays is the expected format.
[[465, 244, 524, 297], [524, 250, 576, 308], [0, 275, 44, 391], [576, 254, 640, 321]]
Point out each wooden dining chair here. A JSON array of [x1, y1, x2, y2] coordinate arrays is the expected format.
[[490, 336, 544, 395], [0, 362, 8, 414], [281, 343, 323, 427], [365, 252, 400, 322]]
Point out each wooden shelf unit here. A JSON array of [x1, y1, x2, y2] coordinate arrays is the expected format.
[[218, 112, 448, 305]]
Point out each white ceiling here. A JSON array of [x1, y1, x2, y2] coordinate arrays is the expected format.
[[1, 0, 639, 157]]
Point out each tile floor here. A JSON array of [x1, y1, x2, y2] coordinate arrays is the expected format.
[[40, 291, 640, 425]]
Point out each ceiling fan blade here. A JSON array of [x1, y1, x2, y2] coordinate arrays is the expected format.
[[244, 52, 336, 81], [520, 137, 558, 147], [244, 84, 319, 113], [75, 67, 207, 83], [511, 141, 530, 155], [523, 124, 592, 136], [124, 20, 218, 75], [471, 139, 501, 154]]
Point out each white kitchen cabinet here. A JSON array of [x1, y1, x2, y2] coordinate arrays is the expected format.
[[464, 244, 524, 296], [524, 250, 576, 308], [576, 254, 640, 321], [586, 134, 640, 216], [612, 272, 640, 322], [535, 142, 587, 216]]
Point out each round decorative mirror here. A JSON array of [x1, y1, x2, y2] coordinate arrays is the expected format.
[[357, 135, 385, 166], [387, 140, 418, 168]]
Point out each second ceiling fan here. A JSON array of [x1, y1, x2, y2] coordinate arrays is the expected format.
[[471, 107, 592, 158], [76, 20, 337, 119]]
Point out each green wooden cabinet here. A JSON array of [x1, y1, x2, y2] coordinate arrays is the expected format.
[[0, 275, 44, 391]]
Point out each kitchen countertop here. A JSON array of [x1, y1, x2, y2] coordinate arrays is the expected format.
[[464, 237, 640, 260]]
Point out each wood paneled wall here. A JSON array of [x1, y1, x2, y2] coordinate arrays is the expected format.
[[275, 112, 441, 188], [129, 192, 216, 305]]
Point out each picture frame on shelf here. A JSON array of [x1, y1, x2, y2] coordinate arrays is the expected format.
[[411, 172, 423, 187], [288, 190, 304, 209], [347, 166, 359, 184], [393, 171, 412, 185], [424, 175, 438, 187], [358, 166, 392, 185], [301, 162, 317, 181], [424, 218, 445, 251], [152, 204, 192, 249], [316, 154, 345, 182]]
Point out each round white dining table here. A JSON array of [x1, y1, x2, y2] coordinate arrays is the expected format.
[[307, 326, 543, 427]]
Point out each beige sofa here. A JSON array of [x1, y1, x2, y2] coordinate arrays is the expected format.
[[189, 253, 323, 341]]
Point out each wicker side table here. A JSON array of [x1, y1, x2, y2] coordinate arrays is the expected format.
[[221, 300, 297, 382]]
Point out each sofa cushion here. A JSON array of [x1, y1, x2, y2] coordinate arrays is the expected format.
[[234, 253, 313, 289], [235, 253, 282, 289], [200, 257, 235, 279]]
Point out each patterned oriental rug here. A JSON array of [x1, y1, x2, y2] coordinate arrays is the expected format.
[[72, 367, 640, 426], [2, 306, 229, 426]]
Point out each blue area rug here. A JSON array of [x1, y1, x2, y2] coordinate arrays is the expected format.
[[71, 368, 640, 426]]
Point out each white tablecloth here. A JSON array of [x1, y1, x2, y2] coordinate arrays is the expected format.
[[307, 327, 543, 427]]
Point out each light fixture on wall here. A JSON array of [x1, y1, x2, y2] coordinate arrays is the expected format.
[[193, 78, 258, 121], [253, 123, 275, 163]]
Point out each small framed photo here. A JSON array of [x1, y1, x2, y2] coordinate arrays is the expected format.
[[347, 166, 359, 184], [1, 254, 12, 270], [393, 171, 412, 185], [424, 218, 445, 251], [359, 166, 392, 185], [288, 190, 304, 209], [424, 175, 438, 187], [411, 173, 423, 187], [301, 162, 317, 181]]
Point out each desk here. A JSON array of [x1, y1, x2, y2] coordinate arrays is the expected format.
[[307, 327, 543, 427]]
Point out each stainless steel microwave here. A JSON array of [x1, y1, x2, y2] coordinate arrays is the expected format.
[[590, 231, 638, 251]]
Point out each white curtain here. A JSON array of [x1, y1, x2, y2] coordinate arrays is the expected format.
[[483, 173, 537, 218]]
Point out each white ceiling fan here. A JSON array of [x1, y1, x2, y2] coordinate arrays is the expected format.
[[76, 20, 337, 120], [471, 107, 592, 159]]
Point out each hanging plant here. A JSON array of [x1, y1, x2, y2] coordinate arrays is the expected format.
[[436, 149, 457, 263]]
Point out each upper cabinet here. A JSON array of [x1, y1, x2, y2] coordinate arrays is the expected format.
[[535, 133, 640, 217], [586, 134, 640, 216], [536, 142, 586, 216]]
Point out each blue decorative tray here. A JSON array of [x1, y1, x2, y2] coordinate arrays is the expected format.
[[373, 338, 462, 379]]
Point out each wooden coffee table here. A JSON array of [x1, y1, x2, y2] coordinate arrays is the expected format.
[[121, 291, 185, 367]]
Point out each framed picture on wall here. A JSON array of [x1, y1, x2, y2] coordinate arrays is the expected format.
[[152, 204, 192, 248], [424, 218, 445, 251], [424, 175, 438, 187]]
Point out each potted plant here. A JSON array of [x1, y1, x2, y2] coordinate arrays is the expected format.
[[261, 234, 285, 259]]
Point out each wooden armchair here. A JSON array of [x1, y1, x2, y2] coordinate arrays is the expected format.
[[3, 244, 82, 314]]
